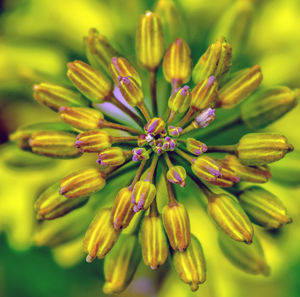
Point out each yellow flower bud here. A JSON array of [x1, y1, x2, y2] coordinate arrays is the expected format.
[[97, 147, 126, 167], [186, 138, 207, 155], [131, 180, 156, 212], [168, 86, 191, 113], [191, 155, 221, 182], [144, 117, 166, 136], [118, 76, 143, 107], [167, 165, 186, 187]]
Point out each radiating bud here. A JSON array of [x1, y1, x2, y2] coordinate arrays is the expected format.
[[221, 155, 271, 183], [118, 76, 143, 106], [111, 187, 135, 230], [84, 208, 120, 262], [141, 215, 168, 269], [208, 194, 253, 243], [191, 155, 221, 182], [33, 83, 88, 112], [187, 138, 207, 155], [167, 166, 186, 187], [191, 76, 218, 110], [144, 117, 166, 136], [132, 147, 150, 162], [162, 202, 191, 251], [217, 65, 263, 109], [59, 168, 106, 199], [162, 136, 177, 151], [237, 133, 293, 166], [59, 106, 103, 130], [29, 131, 81, 158], [192, 37, 232, 83], [173, 235, 206, 291], [84, 28, 119, 73], [109, 57, 142, 86], [67, 60, 113, 103], [218, 233, 270, 276], [239, 186, 292, 229], [168, 86, 191, 113], [208, 165, 240, 187], [97, 147, 126, 166], [103, 234, 141, 294], [168, 125, 182, 137], [35, 183, 88, 220], [131, 180, 156, 212], [241, 86, 298, 129], [195, 108, 216, 128], [163, 38, 191, 84], [136, 11, 164, 71], [137, 134, 147, 147], [75, 130, 112, 152]]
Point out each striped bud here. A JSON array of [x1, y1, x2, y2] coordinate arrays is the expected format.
[[218, 233, 270, 276], [84, 28, 119, 74], [208, 165, 240, 187], [59, 106, 103, 130], [141, 215, 168, 269], [167, 166, 186, 187], [162, 202, 191, 251], [163, 38, 191, 84], [192, 37, 232, 83], [221, 155, 271, 183], [59, 168, 106, 199], [137, 134, 147, 147], [67, 60, 112, 103], [111, 187, 135, 230], [97, 147, 126, 166], [173, 235, 206, 291], [168, 126, 182, 137], [84, 208, 120, 262], [191, 155, 221, 182], [168, 86, 191, 113], [29, 131, 81, 158], [241, 86, 298, 129], [132, 147, 149, 162], [75, 130, 112, 152], [109, 57, 141, 86], [187, 138, 207, 155], [131, 180, 156, 212], [239, 186, 292, 229], [237, 133, 293, 166], [34, 183, 88, 220], [33, 83, 88, 112], [162, 136, 177, 151], [136, 11, 164, 71], [217, 65, 263, 109], [191, 76, 218, 110], [195, 108, 216, 128], [144, 117, 166, 136], [118, 76, 143, 106], [208, 194, 253, 243], [103, 234, 141, 294]]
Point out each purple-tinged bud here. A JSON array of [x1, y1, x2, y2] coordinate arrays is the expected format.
[[132, 147, 150, 162], [144, 117, 166, 136], [97, 147, 126, 166], [191, 155, 221, 182], [118, 76, 144, 106], [162, 136, 177, 151], [131, 181, 156, 212], [208, 165, 240, 187], [168, 85, 191, 113], [75, 130, 112, 153], [137, 134, 147, 147], [195, 108, 216, 128], [167, 166, 186, 187], [168, 126, 182, 137], [186, 138, 207, 155]]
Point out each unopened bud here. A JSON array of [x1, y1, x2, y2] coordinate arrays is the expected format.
[[131, 180, 156, 212], [191, 155, 221, 182], [59, 168, 106, 199], [208, 165, 240, 187], [168, 126, 182, 137], [186, 138, 207, 155], [194, 108, 216, 128], [137, 134, 147, 147], [168, 86, 191, 113], [144, 117, 166, 136], [167, 166, 186, 187], [162, 136, 177, 151], [97, 147, 126, 166], [118, 76, 143, 106], [132, 147, 150, 162]]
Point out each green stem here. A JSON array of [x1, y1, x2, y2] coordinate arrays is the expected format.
[[128, 159, 147, 190], [175, 148, 194, 163], [206, 145, 237, 154], [145, 155, 159, 182], [98, 119, 141, 135]]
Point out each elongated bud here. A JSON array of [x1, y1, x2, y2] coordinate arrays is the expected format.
[[97, 147, 126, 166], [191, 155, 221, 182], [33, 83, 88, 112], [195, 108, 216, 128], [221, 155, 271, 183], [84, 208, 120, 262], [75, 130, 112, 152], [84, 28, 119, 73], [191, 76, 218, 110], [67, 60, 113, 103], [103, 234, 141, 294], [168, 126, 182, 137], [132, 147, 149, 162], [238, 186, 292, 229], [35, 183, 88, 220], [173, 235, 206, 291], [208, 165, 240, 187], [218, 233, 270, 276], [162, 202, 191, 251], [163, 38, 191, 84], [29, 131, 81, 158], [192, 37, 232, 83], [237, 133, 293, 166], [59, 168, 106, 199], [131, 180, 156, 212], [111, 187, 135, 230], [168, 86, 191, 113], [144, 117, 166, 136], [136, 11, 164, 71], [167, 166, 186, 187], [241, 86, 298, 129], [217, 65, 263, 108], [207, 194, 253, 243], [109, 57, 141, 86], [187, 138, 207, 155], [118, 76, 143, 106], [141, 215, 168, 269], [59, 106, 103, 130]]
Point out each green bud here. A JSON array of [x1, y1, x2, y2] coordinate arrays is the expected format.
[[168, 85, 191, 113], [118, 76, 144, 107], [131, 180, 156, 212], [75, 130, 112, 152]]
